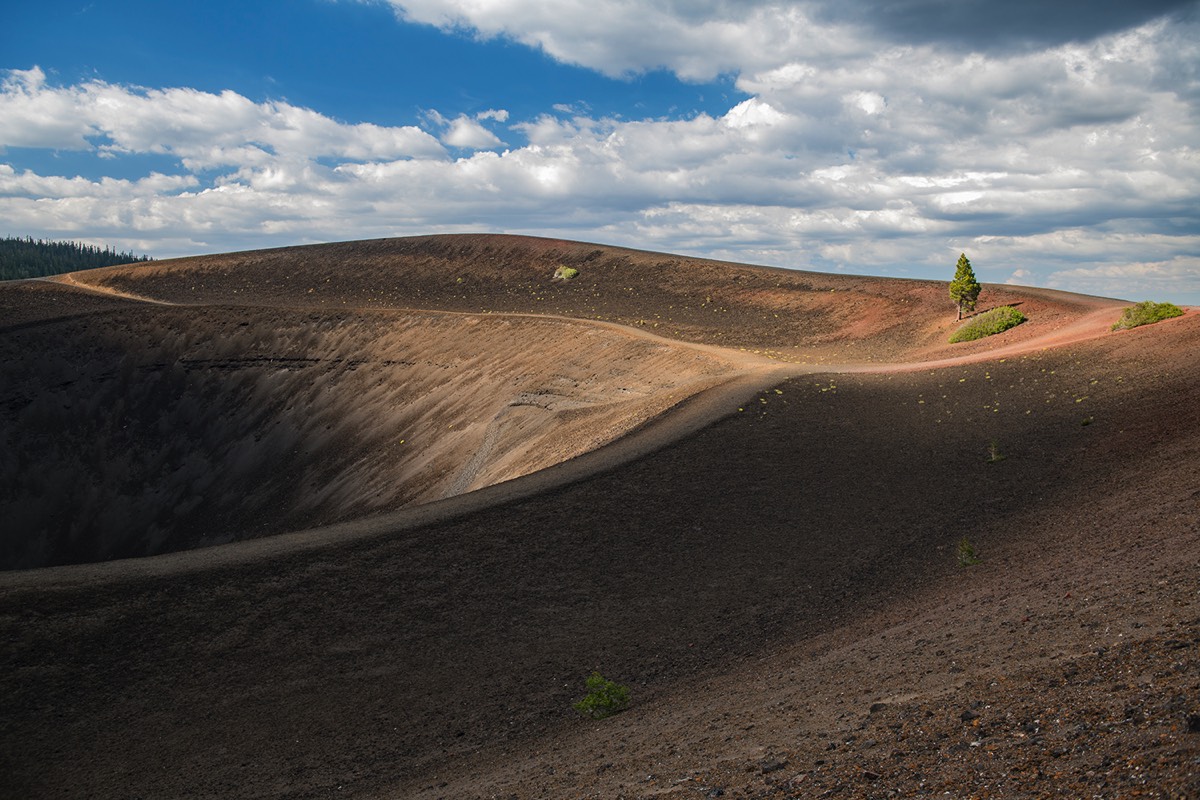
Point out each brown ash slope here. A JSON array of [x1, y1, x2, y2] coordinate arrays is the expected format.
[[2, 234, 1116, 569], [78, 233, 1116, 362], [0, 235, 1196, 799], [1, 271, 751, 568]]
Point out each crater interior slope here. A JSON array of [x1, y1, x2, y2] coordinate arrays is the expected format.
[[1, 234, 1196, 799]]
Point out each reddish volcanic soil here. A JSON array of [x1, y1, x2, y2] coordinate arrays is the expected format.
[[1, 235, 1197, 799]]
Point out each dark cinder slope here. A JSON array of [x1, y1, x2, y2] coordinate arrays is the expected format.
[[3, 235, 1117, 569], [1, 235, 1195, 799], [0, 279, 745, 568]]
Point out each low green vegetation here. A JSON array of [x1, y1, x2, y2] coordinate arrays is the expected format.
[[553, 265, 580, 281], [949, 305, 1027, 343], [573, 672, 630, 719], [986, 440, 1005, 463], [1110, 300, 1184, 331], [957, 537, 982, 567]]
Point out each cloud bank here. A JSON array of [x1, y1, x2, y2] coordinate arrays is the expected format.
[[3, 1, 1199, 302]]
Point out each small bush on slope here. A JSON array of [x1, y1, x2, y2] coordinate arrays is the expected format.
[[573, 672, 630, 719], [1111, 301, 1184, 331], [957, 537, 982, 566], [949, 306, 1027, 343], [553, 265, 580, 281]]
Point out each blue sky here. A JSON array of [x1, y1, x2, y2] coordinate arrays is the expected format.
[[3, 0, 1198, 302]]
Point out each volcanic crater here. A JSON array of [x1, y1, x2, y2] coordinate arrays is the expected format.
[[2, 234, 1197, 799]]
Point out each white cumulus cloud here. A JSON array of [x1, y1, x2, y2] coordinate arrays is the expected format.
[[431, 109, 508, 149], [0, 67, 446, 167]]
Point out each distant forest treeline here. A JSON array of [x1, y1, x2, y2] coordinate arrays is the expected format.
[[0, 236, 153, 281]]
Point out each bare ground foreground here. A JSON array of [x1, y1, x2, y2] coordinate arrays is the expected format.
[[1, 235, 1198, 799]]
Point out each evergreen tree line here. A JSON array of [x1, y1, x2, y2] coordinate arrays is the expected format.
[[0, 236, 153, 281]]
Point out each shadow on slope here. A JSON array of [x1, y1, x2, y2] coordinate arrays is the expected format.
[[2, 313, 1196, 799], [0, 286, 741, 568], [7, 235, 1118, 569]]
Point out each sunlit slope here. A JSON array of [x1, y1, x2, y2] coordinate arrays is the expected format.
[[1, 236, 1192, 795], [76, 233, 1123, 362], [2, 234, 1128, 569], [2, 306, 1195, 799], [0, 288, 741, 568]]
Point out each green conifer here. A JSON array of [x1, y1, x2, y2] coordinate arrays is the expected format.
[[949, 253, 981, 320]]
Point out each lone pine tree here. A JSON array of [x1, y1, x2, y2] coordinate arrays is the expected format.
[[949, 253, 982, 320]]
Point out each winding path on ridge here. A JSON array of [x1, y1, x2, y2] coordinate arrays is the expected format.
[[6, 271, 1152, 586], [44, 271, 179, 306]]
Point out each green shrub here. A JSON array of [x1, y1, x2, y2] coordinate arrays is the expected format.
[[573, 672, 630, 719], [553, 265, 580, 281], [1111, 301, 1184, 331], [957, 537, 981, 567], [950, 306, 1027, 343]]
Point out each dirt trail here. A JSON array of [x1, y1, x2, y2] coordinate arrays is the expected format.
[[60, 266, 1128, 374], [45, 272, 178, 306], [5, 243, 1198, 800], [830, 305, 1143, 375], [0, 270, 1150, 586]]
